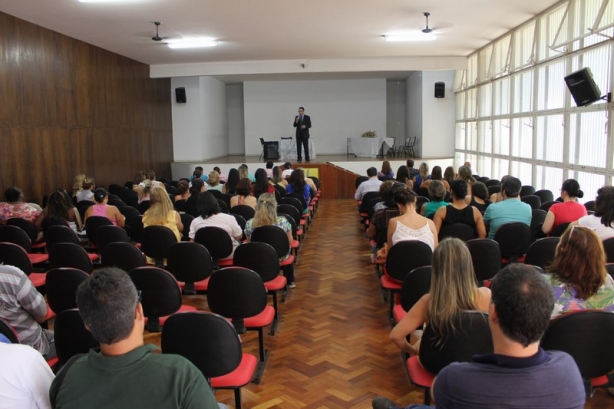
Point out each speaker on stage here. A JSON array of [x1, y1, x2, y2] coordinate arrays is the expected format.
[[565, 68, 601, 107], [264, 142, 279, 160], [434, 82, 445, 98], [175, 87, 187, 103]]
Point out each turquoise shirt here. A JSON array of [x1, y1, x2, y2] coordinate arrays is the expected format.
[[483, 198, 532, 239], [424, 201, 449, 218]]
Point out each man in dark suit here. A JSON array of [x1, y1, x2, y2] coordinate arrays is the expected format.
[[293, 106, 311, 161]]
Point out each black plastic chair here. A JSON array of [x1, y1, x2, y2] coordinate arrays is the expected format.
[[250, 226, 295, 285], [540, 201, 557, 212], [96, 225, 131, 251], [128, 215, 144, 244], [584, 200, 596, 212], [393, 266, 431, 324], [519, 185, 536, 198], [521, 195, 541, 210], [217, 199, 230, 214], [41, 217, 70, 239], [0, 224, 48, 265], [84, 216, 113, 248], [166, 242, 213, 295], [46, 268, 89, 314], [541, 310, 614, 398], [128, 266, 197, 332], [219, 194, 234, 210], [161, 312, 257, 409], [76, 200, 95, 221], [603, 238, 614, 263], [488, 185, 501, 196], [174, 199, 186, 213], [54, 309, 100, 367], [280, 196, 304, 216], [524, 237, 559, 270], [208, 189, 223, 199], [530, 209, 547, 242], [234, 242, 286, 334], [0, 317, 19, 343], [179, 213, 194, 242], [207, 267, 274, 384], [231, 214, 247, 241], [0, 242, 46, 287], [138, 201, 151, 214], [45, 225, 81, 249], [485, 179, 500, 187], [534, 189, 554, 204], [466, 238, 501, 283], [230, 205, 256, 221], [141, 226, 178, 267], [550, 222, 571, 238], [100, 242, 146, 272], [193, 226, 234, 267], [355, 176, 368, 189], [494, 222, 531, 264], [6, 218, 45, 251], [438, 223, 476, 242], [48, 242, 94, 274]]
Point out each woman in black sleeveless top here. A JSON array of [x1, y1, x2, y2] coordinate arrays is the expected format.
[[433, 180, 486, 239]]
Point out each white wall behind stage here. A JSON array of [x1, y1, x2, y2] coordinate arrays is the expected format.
[[243, 79, 387, 156]]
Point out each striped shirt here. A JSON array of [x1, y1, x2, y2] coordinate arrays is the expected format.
[[0, 265, 48, 355]]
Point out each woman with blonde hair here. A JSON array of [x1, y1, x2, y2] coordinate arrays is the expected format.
[[413, 162, 430, 194], [72, 174, 86, 198], [272, 166, 288, 188], [389, 238, 491, 355], [545, 225, 614, 317], [76, 177, 96, 203], [142, 185, 183, 242], [207, 171, 223, 192]]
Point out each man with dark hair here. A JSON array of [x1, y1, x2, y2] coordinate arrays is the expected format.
[[354, 167, 382, 200], [373, 264, 585, 409], [0, 186, 42, 224], [50, 268, 222, 409], [406, 159, 419, 179], [483, 176, 531, 239], [293, 106, 312, 161]]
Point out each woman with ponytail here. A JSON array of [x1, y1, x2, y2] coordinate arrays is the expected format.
[[83, 188, 125, 227]]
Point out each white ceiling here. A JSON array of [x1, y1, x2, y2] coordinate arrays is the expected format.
[[0, 0, 559, 74]]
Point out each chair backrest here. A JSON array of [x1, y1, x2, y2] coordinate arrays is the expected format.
[[260, 137, 265, 146], [485, 179, 501, 187], [476, 176, 490, 183], [76, 200, 95, 220], [251, 225, 290, 259], [355, 176, 369, 189], [100, 242, 146, 272], [288, 192, 308, 211], [540, 201, 557, 212], [161, 312, 242, 379], [219, 194, 234, 210], [230, 214, 247, 234], [129, 267, 183, 324], [0, 317, 19, 343], [54, 309, 100, 366], [549, 222, 570, 238], [46, 268, 89, 314], [494, 222, 531, 260], [524, 237, 559, 269], [84, 216, 113, 246], [229, 204, 255, 221], [138, 201, 151, 214], [584, 200, 596, 212], [49, 242, 93, 273], [279, 196, 303, 215], [233, 242, 281, 283], [6, 218, 39, 243], [208, 189, 223, 199], [166, 242, 213, 283], [96, 225, 131, 251], [179, 213, 194, 241], [194, 226, 234, 261], [519, 185, 536, 198], [217, 199, 230, 214], [46, 225, 80, 249], [530, 209, 547, 242], [466, 238, 501, 281], [385, 241, 433, 281], [419, 311, 493, 374], [606, 263, 614, 280], [174, 199, 186, 213], [141, 226, 178, 265], [0, 224, 32, 252], [438, 223, 477, 242], [534, 189, 554, 204], [207, 267, 268, 333], [277, 204, 300, 225], [0, 242, 32, 274], [541, 310, 614, 379], [359, 191, 380, 213], [603, 238, 614, 264], [400, 266, 432, 312], [273, 184, 286, 199], [488, 185, 501, 196], [520, 195, 541, 210], [128, 215, 144, 243], [278, 213, 298, 239]]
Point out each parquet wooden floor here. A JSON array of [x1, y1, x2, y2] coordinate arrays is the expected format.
[[144, 198, 614, 409]]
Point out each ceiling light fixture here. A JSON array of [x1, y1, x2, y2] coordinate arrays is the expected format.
[[166, 39, 219, 49]]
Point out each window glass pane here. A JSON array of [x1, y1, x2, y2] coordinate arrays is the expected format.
[[478, 83, 492, 118], [511, 161, 533, 187], [455, 123, 466, 150], [535, 165, 564, 192], [478, 46, 493, 82], [468, 54, 478, 86], [512, 71, 533, 113], [513, 21, 536, 69], [478, 121, 492, 153], [453, 70, 466, 90], [536, 115, 564, 162], [456, 92, 466, 120], [573, 170, 606, 203], [536, 60, 566, 111], [538, 4, 567, 61], [595, 0, 614, 31], [511, 117, 533, 159], [492, 158, 510, 179], [466, 121, 478, 151], [568, 111, 608, 168], [493, 119, 510, 155], [477, 155, 492, 179], [467, 89, 477, 119], [493, 77, 510, 115], [491, 35, 511, 77]]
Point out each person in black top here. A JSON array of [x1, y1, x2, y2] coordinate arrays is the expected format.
[[433, 180, 486, 239]]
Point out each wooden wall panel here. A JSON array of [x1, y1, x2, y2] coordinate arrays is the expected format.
[[297, 163, 360, 199], [0, 11, 173, 204]]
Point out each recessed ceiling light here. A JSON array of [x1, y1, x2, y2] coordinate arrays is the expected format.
[[166, 39, 219, 49], [384, 33, 437, 42]]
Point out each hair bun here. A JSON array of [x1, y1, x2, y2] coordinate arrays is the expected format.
[[577, 190, 584, 199]]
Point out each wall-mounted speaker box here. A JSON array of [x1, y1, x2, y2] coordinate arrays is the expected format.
[[175, 87, 187, 103], [434, 82, 445, 98], [565, 68, 601, 107]]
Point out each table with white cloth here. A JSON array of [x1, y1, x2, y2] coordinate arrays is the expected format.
[[279, 138, 316, 161], [347, 137, 395, 158]]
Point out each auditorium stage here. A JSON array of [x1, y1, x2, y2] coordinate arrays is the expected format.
[[170, 155, 454, 181]]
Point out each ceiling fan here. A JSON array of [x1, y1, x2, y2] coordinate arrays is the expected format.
[[152, 22, 163, 42], [422, 12, 433, 34]]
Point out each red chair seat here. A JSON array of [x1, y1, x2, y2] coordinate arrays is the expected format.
[[393, 304, 406, 323], [28, 254, 48, 265], [28, 273, 47, 288], [502, 256, 525, 264], [217, 258, 233, 267], [407, 355, 435, 388], [146, 305, 198, 326], [280, 255, 295, 266], [264, 275, 286, 291], [47, 357, 59, 368], [211, 353, 258, 388], [296, 228, 304, 236], [46, 305, 56, 321], [244, 305, 275, 328], [87, 253, 99, 262], [592, 375, 609, 387], [380, 275, 402, 290], [290, 240, 300, 249], [177, 277, 210, 291], [31, 241, 46, 250], [299, 219, 306, 226]]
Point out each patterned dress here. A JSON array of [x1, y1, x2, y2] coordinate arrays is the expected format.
[[544, 273, 614, 318]]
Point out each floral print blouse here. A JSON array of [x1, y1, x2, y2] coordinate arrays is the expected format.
[[544, 273, 614, 318]]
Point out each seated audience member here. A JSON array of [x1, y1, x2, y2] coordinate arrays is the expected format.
[[466, 181, 491, 214], [84, 188, 126, 227], [355, 167, 383, 201], [367, 183, 401, 258], [489, 175, 511, 203], [76, 177, 95, 203], [387, 186, 437, 251], [302, 169, 317, 194], [573, 185, 614, 240], [49, 267, 222, 409], [174, 180, 190, 202], [189, 166, 209, 183], [372, 180, 395, 213], [146, 170, 157, 182], [35, 188, 83, 233], [286, 169, 311, 212], [0, 265, 55, 359], [223, 168, 239, 194], [545, 225, 614, 317], [395, 166, 414, 190], [189, 192, 242, 258], [419, 166, 450, 192], [252, 169, 274, 198], [443, 166, 455, 189], [406, 159, 420, 179], [463, 161, 472, 170], [542, 179, 587, 235], [388, 238, 490, 356], [136, 179, 153, 204], [230, 178, 257, 209], [244, 193, 296, 288], [0, 186, 42, 224], [456, 165, 475, 197], [420, 180, 448, 218], [272, 166, 288, 188], [207, 171, 224, 192], [130, 170, 146, 192], [142, 185, 183, 246], [378, 160, 395, 180], [213, 166, 227, 183], [0, 342, 54, 408], [433, 180, 486, 238], [281, 162, 293, 179], [373, 263, 585, 409], [71, 174, 86, 199], [483, 176, 531, 239], [265, 161, 274, 179], [185, 179, 206, 217], [238, 164, 255, 183], [412, 162, 430, 195]]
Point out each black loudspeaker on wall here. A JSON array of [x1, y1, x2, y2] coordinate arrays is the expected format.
[[564, 68, 601, 107], [434, 82, 445, 98], [175, 87, 187, 103]]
